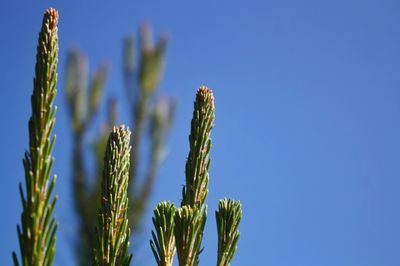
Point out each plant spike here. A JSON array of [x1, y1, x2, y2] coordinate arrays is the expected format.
[[150, 202, 176, 266], [152, 88, 243, 265], [94, 126, 133, 266], [174, 206, 207, 266], [13, 8, 59, 266], [126, 26, 173, 234], [216, 199, 242, 266], [174, 87, 215, 266], [182, 86, 215, 209]]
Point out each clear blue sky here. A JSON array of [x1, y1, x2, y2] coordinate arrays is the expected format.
[[1, 0, 399, 265]]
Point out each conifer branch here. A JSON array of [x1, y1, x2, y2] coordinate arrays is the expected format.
[[174, 206, 207, 266], [94, 126, 132, 266], [138, 24, 167, 96], [129, 25, 168, 191], [174, 87, 215, 265], [216, 199, 242, 266], [13, 8, 59, 266], [65, 49, 87, 134], [150, 202, 176, 266], [126, 26, 172, 234], [131, 99, 176, 228], [182, 87, 215, 208], [87, 64, 109, 125], [151, 88, 243, 265]]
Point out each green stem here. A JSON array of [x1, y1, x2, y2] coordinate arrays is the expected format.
[[14, 8, 59, 266], [216, 199, 242, 266], [175, 87, 215, 266], [150, 202, 176, 266], [94, 126, 133, 266]]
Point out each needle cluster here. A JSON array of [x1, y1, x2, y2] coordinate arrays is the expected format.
[[13, 8, 243, 266], [150, 202, 176, 266], [13, 8, 59, 266], [94, 126, 133, 266], [216, 199, 242, 266], [150, 87, 242, 266]]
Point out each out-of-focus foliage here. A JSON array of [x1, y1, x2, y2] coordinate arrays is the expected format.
[[64, 25, 175, 265]]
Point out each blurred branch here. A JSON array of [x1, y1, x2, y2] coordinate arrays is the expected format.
[[125, 25, 173, 234], [64, 48, 108, 265], [64, 24, 174, 264], [130, 98, 176, 229]]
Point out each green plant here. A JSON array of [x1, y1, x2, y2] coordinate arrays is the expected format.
[[150, 202, 176, 266], [94, 126, 133, 265], [64, 25, 175, 264], [150, 87, 242, 266], [14, 8, 242, 266], [64, 47, 110, 265], [13, 8, 59, 266], [216, 199, 242, 266]]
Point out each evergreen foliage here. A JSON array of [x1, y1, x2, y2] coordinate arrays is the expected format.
[[216, 199, 242, 266], [150, 87, 242, 266], [150, 202, 176, 266], [125, 27, 175, 230], [64, 25, 175, 264], [65, 48, 109, 265], [13, 8, 242, 266], [94, 126, 133, 265], [174, 206, 206, 266], [175, 86, 215, 265], [13, 8, 59, 266], [182, 87, 215, 209]]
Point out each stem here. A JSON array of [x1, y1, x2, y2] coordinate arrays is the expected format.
[[94, 126, 133, 266], [175, 87, 215, 266], [216, 199, 242, 266], [14, 8, 59, 266]]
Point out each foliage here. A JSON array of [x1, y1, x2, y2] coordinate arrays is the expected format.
[[13, 8, 59, 266], [216, 199, 242, 266], [13, 8, 242, 266], [150, 202, 176, 266], [174, 205, 206, 266], [94, 126, 133, 265], [150, 87, 242, 266], [64, 25, 175, 264], [65, 47, 109, 265]]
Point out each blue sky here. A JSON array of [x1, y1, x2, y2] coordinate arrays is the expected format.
[[1, 0, 400, 265]]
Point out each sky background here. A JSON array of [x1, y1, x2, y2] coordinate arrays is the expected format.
[[1, 0, 400, 265]]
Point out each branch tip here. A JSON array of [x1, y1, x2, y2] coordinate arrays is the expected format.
[[43, 8, 59, 30], [196, 86, 214, 108]]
